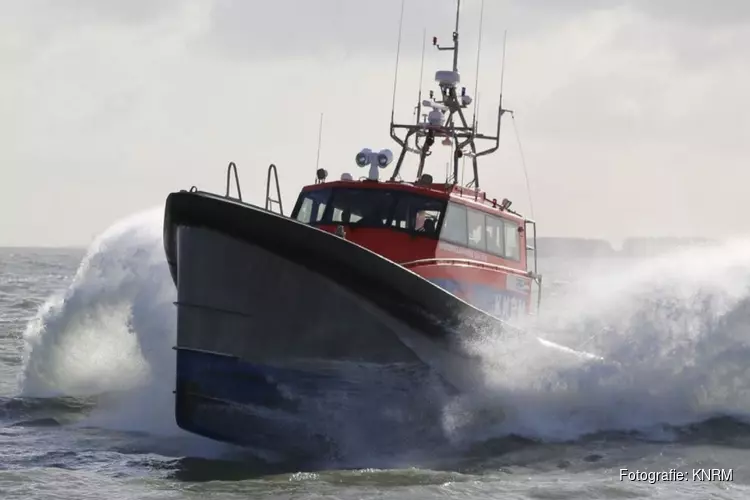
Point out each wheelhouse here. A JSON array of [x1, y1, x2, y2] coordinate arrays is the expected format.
[[292, 182, 447, 237], [290, 180, 529, 274]]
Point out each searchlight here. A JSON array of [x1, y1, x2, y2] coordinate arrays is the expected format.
[[355, 148, 393, 181], [376, 149, 393, 168], [355, 148, 372, 167]]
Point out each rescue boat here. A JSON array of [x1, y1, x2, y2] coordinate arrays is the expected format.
[[163, 0, 545, 465]]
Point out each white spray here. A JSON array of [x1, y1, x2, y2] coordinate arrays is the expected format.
[[19, 206, 180, 435], [447, 238, 750, 443], [18, 205, 750, 451]]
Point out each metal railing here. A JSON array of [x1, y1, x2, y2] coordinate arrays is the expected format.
[[265, 163, 283, 216], [525, 219, 543, 313], [225, 162, 242, 201]]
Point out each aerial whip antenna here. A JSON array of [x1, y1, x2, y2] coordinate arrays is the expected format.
[[512, 114, 535, 219], [389, 0, 407, 124], [315, 112, 324, 171], [499, 30, 507, 104], [415, 28, 427, 124], [471, 0, 485, 129], [453, 0, 461, 71]]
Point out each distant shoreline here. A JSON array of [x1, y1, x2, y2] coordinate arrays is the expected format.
[[533, 237, 719, 258], [0, 237, 724, 259]]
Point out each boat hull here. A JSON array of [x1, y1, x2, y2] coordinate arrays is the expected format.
[[164, 191, 506, 463]]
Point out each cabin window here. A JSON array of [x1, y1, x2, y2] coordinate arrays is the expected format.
[[293, 187, 446, 237], [316, 202, 327, 221], [292, 188, 331, 224], [391, 194, 444, 236], [440, 203, 467, 245], [467, 208, 486, 251], [296, 198, 314, 223], [327, 189, 397, 227], [485, 215, 505, 256], [504, 221, 521, 260]]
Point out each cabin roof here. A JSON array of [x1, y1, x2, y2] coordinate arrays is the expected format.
[[300, 179, 526, 222]]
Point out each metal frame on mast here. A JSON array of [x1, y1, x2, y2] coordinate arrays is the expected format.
[[388, 0, 511, 190]]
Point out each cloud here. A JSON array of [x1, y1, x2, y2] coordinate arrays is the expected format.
[[520, 0, 750, 26], [2, 0, 750, 245], [200, 0, 465, 61], [11, 0, 183, 27], [525, 9, 749, 160], [631, 0, 750, 25]]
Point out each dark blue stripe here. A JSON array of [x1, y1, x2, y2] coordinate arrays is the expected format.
[[175, 349, 364, 409], [174, 349, 452, 457]]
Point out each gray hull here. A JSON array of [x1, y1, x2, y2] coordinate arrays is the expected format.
[[165, 191, 504, 464]]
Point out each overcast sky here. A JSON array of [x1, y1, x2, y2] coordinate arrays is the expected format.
[[2, 0, 749, 247]]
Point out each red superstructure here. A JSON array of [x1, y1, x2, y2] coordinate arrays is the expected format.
[[290, 178, 540, 321], [288, 0, 542, 320]]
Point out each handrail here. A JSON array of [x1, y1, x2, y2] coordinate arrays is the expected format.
[[265, 163, 284, 216], [524, 219, 543, 313], [403, 254, 541, 315], [401, 257, 530, 277], [225, 162, 242, 201]]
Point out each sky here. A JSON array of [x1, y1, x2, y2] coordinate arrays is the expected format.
[[2, 0, 749, 247]]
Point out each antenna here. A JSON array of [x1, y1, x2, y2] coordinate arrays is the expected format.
[[315, 112, 324, 171], [500, 30, 507, 101], [433, 0, 462, 72], [418, 28, 427, 91], [512, 113, 535, 219], [389, 0, 407, 123], [415, 28, 427, 125], [472, 0, 485, 129], [388, 0, 509, 190], [453, 0, 461, 72], [461, 154, 466, 186], [475, 91, 481, 132]]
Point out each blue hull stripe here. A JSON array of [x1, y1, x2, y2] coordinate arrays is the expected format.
[[174, 349, 450, 458]]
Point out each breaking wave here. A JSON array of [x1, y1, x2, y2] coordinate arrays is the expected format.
[[449, 238, 750, 444], [19, 207, 181, 436], [16, 203, 750, 461]]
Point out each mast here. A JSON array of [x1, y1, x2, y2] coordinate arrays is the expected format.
[[388, 0, 511, 190]]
